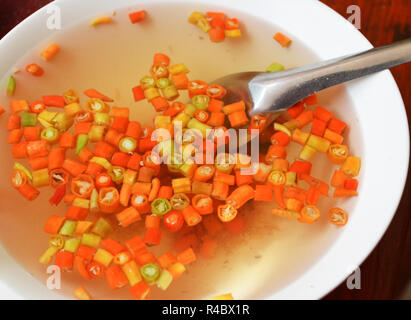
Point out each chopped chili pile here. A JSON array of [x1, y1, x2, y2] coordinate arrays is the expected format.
[[188, 11, 242, 42], [2, 10, 362, 301]]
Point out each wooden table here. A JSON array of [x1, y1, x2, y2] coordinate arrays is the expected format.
[[0, 0, 410, 299], [319, 0, 411, 300]]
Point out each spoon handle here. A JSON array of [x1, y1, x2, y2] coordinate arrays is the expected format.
[[250, 38, 411, 114]]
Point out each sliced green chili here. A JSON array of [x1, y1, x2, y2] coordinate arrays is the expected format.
[[91, 217, 112, 238], [140, 75, 156, 89], [109, 166, 125, 184], [38, 246, 59, 265], [156, 78, 170, 89], [151, 198, 172, 216], [179, 162, 196, 177], [90, 188, 99, 212], [52, 112, 73, 132], [48, 235, 65, 249], [187, 118, 211, 137], [161, 85, 179, 100], [21, 112, 37, 127], [119, 137, 137, 153], [167, 155, 183, 172], [59, 220, 77, 236], [38, 110, 57, 128], [13, 162, 33, 180], [156, 139, 174, 158], [156, 270, 173, 290], [81, 233, 101, 248], [170, 193, 190, 210], [141, 263, 160, 283], [41, 127, 60, 143], [183, 104, 196, 117], [63, 238, 81, 253], [7, 75, 16, 96], [266, 62, 285, 73], [192, 95, 210, 110], [285, 171, 297, 187], [197, 17, 211, 33], [94, 113, 110, 126], [76, 134, 89, 155]]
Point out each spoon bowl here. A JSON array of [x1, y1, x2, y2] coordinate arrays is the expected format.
[[215, 38, 411, 118]]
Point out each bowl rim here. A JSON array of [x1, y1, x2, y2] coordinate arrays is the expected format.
[[0, 0, 409, 300]]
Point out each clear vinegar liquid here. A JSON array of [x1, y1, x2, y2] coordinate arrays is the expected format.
[[0, 3, 361, 299]]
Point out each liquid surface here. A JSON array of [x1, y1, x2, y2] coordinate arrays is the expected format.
[[0, 3, 361, 299]]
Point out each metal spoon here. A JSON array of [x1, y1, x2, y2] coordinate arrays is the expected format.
[[215, 38, 411, 119]]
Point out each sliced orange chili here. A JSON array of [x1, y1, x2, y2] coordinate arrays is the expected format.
[[188, 80, 208, 98], [49, 184, 66, 206], [299, 174, 329, 196], [131, 194, 150, 214], [30, 101, 46, 114], [192, 194, 214, 215], [71, 174, 95, 199], [150, 63, 169, 79], [249, 114, 267, 133], [206, 84, 227, 99], [49, 168, 70, 188], [75, 110, 93, 123], [193, 165, 215, 182], [74, 256, 91, 280], [217, 204, 237, 222], [194, 110, 209, 123], [10, 169, 27, 189], [328, 208, 348, 226], [299, 205, 321, 224], [113, 251, 132, 265], [163, 210, 185, 232], [328, 144, 349, 165], [98, 187, 120, 214], [143, 151, 161, 171], [225, 18, 240, 30], [87, 261, 105, 279], [95, 173, 113, 189], [267, 170, 286, 186]]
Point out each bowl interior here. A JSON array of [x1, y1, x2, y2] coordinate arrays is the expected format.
[[0, 0, 407, 300]]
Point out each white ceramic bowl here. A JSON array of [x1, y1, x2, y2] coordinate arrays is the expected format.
[[0, 0, 409, 299]]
